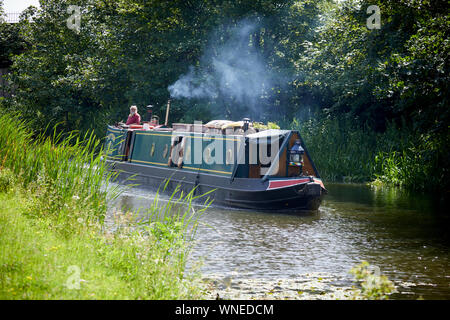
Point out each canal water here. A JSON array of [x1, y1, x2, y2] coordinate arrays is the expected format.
[[110, 183, 450, 299]]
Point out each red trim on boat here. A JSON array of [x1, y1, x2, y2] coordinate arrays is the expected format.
[[267, 178, 311, 190], [313, 178, 325, 189]]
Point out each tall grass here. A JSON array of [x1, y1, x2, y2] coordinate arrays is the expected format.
[[139, 181, 214, 246], [293, 116, 446, 192], [104, 183, 213, 298], [295, 117, 379, 182], [373, 132, 445, 191], [0, 113, 209, 299], [0, 114, 119, 232]]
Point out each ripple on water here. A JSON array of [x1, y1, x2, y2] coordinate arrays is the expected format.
[[109, 183, 450, 299]]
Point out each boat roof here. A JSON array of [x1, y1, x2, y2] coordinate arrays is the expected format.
[[108, 124, 293, 139], [246, 129, 290, 139]]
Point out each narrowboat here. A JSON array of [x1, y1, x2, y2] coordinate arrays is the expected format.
[[104, 116, 326, 211]]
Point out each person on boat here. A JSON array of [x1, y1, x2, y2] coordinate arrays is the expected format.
[[126, 105, 141, 125]]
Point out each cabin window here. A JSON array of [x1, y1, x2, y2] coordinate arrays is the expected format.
[[150, 143, 155, 156], [163, 144, 169, 158]]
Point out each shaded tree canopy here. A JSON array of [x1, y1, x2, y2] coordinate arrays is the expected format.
[[0, 0, 447, 142]]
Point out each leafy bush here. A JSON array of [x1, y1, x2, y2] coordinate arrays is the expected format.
[[253, 121, 281, 130], [350, 261, 395, 300]]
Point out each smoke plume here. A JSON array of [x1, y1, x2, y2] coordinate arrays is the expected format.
[[168, 20, 282, 119]]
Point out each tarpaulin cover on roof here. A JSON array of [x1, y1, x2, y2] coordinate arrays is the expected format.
[[247, 129, 290, 143]]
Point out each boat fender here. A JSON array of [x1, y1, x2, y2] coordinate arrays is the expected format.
[[167, 145, 174, 167], [177, 138, 186, 168], [168, 137, 186, 168]]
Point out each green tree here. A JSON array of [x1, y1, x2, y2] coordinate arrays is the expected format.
[[9, 0, 327, 132], [295, 0, 449, 191], [297, 0, 449, 133], [0, 0, 27, 68], [0, 0, 4, 21]]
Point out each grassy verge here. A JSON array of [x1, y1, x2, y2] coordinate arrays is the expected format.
[[0, 113, 207, 299], [0, 187, 205, 299]]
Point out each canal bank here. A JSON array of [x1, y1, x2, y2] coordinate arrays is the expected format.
[[0, 113, 205, 300], [0, 184, 205, 299]]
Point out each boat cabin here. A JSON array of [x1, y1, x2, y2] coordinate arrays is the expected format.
[[105, 120, 320, 181]]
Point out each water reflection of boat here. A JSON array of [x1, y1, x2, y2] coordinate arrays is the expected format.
[[105, 118, 326, 211]]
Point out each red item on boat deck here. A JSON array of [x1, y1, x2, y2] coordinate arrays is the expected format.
[[126, 113, 141, 125]]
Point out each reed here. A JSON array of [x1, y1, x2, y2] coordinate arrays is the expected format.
[[0, 114, 208, 299], [0, 114, 120, 232], [294, 116, 381, 183], [373, 132, 443, 191], [292, 116, 443, 192]]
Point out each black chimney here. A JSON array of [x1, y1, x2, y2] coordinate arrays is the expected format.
[[242, 118, 250, 132], [146, 105, 153, 122]]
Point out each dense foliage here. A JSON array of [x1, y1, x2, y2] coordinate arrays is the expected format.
[[1, 0, 328, 131], [0, 0, 448, 192]]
